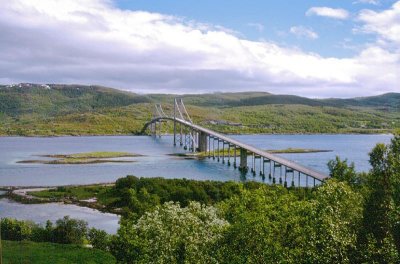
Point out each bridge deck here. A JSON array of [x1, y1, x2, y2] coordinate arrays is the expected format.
[[148, 117, 329, 181]]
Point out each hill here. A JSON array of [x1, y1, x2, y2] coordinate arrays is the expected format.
[[0, 83, 150, 117], [0, 83, 399, 135]]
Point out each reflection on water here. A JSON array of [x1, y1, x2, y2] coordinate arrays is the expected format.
[[0, 198, 120, 234], [0, 134, 392, 187], [0, 134, 392, 233]]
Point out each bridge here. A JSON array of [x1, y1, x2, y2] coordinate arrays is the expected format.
[[142, 98, 329, 187]]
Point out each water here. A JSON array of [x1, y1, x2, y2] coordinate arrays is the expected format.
[[0, 198, 120, 233], [0, 134, 392, 233], [0, 135, 392, 187]]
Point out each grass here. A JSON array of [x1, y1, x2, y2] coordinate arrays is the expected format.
[[44, 151, 138, 159], [27, 185, 118, 209], [17, 151, 139, 165], [2, 240, 116, 264], [266, 148, 332, 154], [176, 148, 333, 158]]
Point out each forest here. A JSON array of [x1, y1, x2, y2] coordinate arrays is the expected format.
[[2, 134, 400, 263]]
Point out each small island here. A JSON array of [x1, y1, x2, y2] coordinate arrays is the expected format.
[[170, 148, 332, 159], [266, 148, 333, 154], [17, 151, 142, 165]]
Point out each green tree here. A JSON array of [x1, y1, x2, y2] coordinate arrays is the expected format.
[[88, 228, 111, 251], [327, 156, 358, 186], [111, 201, 228, 264], [357, 135, 400, 262], [217, 186, 314, 263], [52, 216, 88, 244], [309, 180, 362, 263]]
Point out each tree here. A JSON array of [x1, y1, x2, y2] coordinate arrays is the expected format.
[[327, 156, 358, 186], [88, 228, 111, 251], [357, 135, 400, 262], [52, 216, 88, 244], [111, 201, 228, 263], [310, 180, 362, 263], [217, 186, 314, 263]]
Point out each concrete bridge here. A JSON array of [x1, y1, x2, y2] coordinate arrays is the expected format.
[[143, 98, 329, 187]]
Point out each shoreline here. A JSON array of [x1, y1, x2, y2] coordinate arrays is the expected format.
[[0, 182, 120, 214], [0, 131, 394, 138]]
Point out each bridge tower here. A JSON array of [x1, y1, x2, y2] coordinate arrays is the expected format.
[[144, 99, 328, 186]]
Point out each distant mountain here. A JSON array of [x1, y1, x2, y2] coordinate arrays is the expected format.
[[1, 84, 399, 117], [0, 83, 398, 136], [0, 83, 150, 116], [321, 93, 400, 110]]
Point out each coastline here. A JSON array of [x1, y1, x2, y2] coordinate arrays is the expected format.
[[0, 182, 120, 215], [0, 130, 394, 138]]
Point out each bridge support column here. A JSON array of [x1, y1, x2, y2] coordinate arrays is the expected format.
[[180, 123, 183, 146], [222, 142, 225, 164], [213, 138, 215, 160], [198, 131, 208, 152], [239, 148, 247, 172], [227, 144, 231, 166], [233, 146, 237, 169]]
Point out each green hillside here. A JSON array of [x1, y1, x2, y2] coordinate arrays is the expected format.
[[0, 83, 399, 136]]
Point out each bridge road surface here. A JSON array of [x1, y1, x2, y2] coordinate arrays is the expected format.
[[147, 116, 330, 182]]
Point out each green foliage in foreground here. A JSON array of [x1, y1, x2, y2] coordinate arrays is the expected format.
[[2, 240, 116, 264], [1, 216, 88, 245], [108, 136, 400, 263], [9, 135, 400, 263]]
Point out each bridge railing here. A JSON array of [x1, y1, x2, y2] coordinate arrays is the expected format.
[[144, 99, 330, 186]]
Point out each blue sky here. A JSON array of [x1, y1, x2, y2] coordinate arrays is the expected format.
[[115, 0, 393, 57], [0, 0, 399, 97]]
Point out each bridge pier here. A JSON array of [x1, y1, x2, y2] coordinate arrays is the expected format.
[[222, 141, 225, 164], [213, 137, 216, 160], [217, 139, 220, 162], [233, 146, 237, 169], [146, 99, 328, 186], [198, 131, 208, 152], [239, 148, 247, 172], [227, 144, 231, 166]]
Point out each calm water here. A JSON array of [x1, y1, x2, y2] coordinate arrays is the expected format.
[[0, 198, 119, 233], [0, 134, 392, 186], [0, 134, 392, 232]]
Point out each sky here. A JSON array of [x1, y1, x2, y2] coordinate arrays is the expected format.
[[0, 0, 399, 98]]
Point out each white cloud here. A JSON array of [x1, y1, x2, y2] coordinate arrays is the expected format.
[[289, 26, 319, 39], [357, 1, 400, 45], [0, 0, 398, 97], [353, 0, 380, 5], [247, 22, 264, 32], [306, 7, 350, 20]]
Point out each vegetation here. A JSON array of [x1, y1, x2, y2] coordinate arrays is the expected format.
[[44, 152, 139, 159], [0, 84, 399, 136], [4, 131, 400, 262], [18, 151, 139, 164], [2, 240, 116, 264], [28, 178, 264, 217], [180, 147, 332, 159], [108, 134, 400, 263]]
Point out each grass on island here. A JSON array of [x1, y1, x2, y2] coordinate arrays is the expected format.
[[43, 151, 139, 159], [266, 148, 332, 154], [27, 184, 118, 206], [173, 148, 332, 158], [2, 240, 116, 264], [17, 151, 140, 165]]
